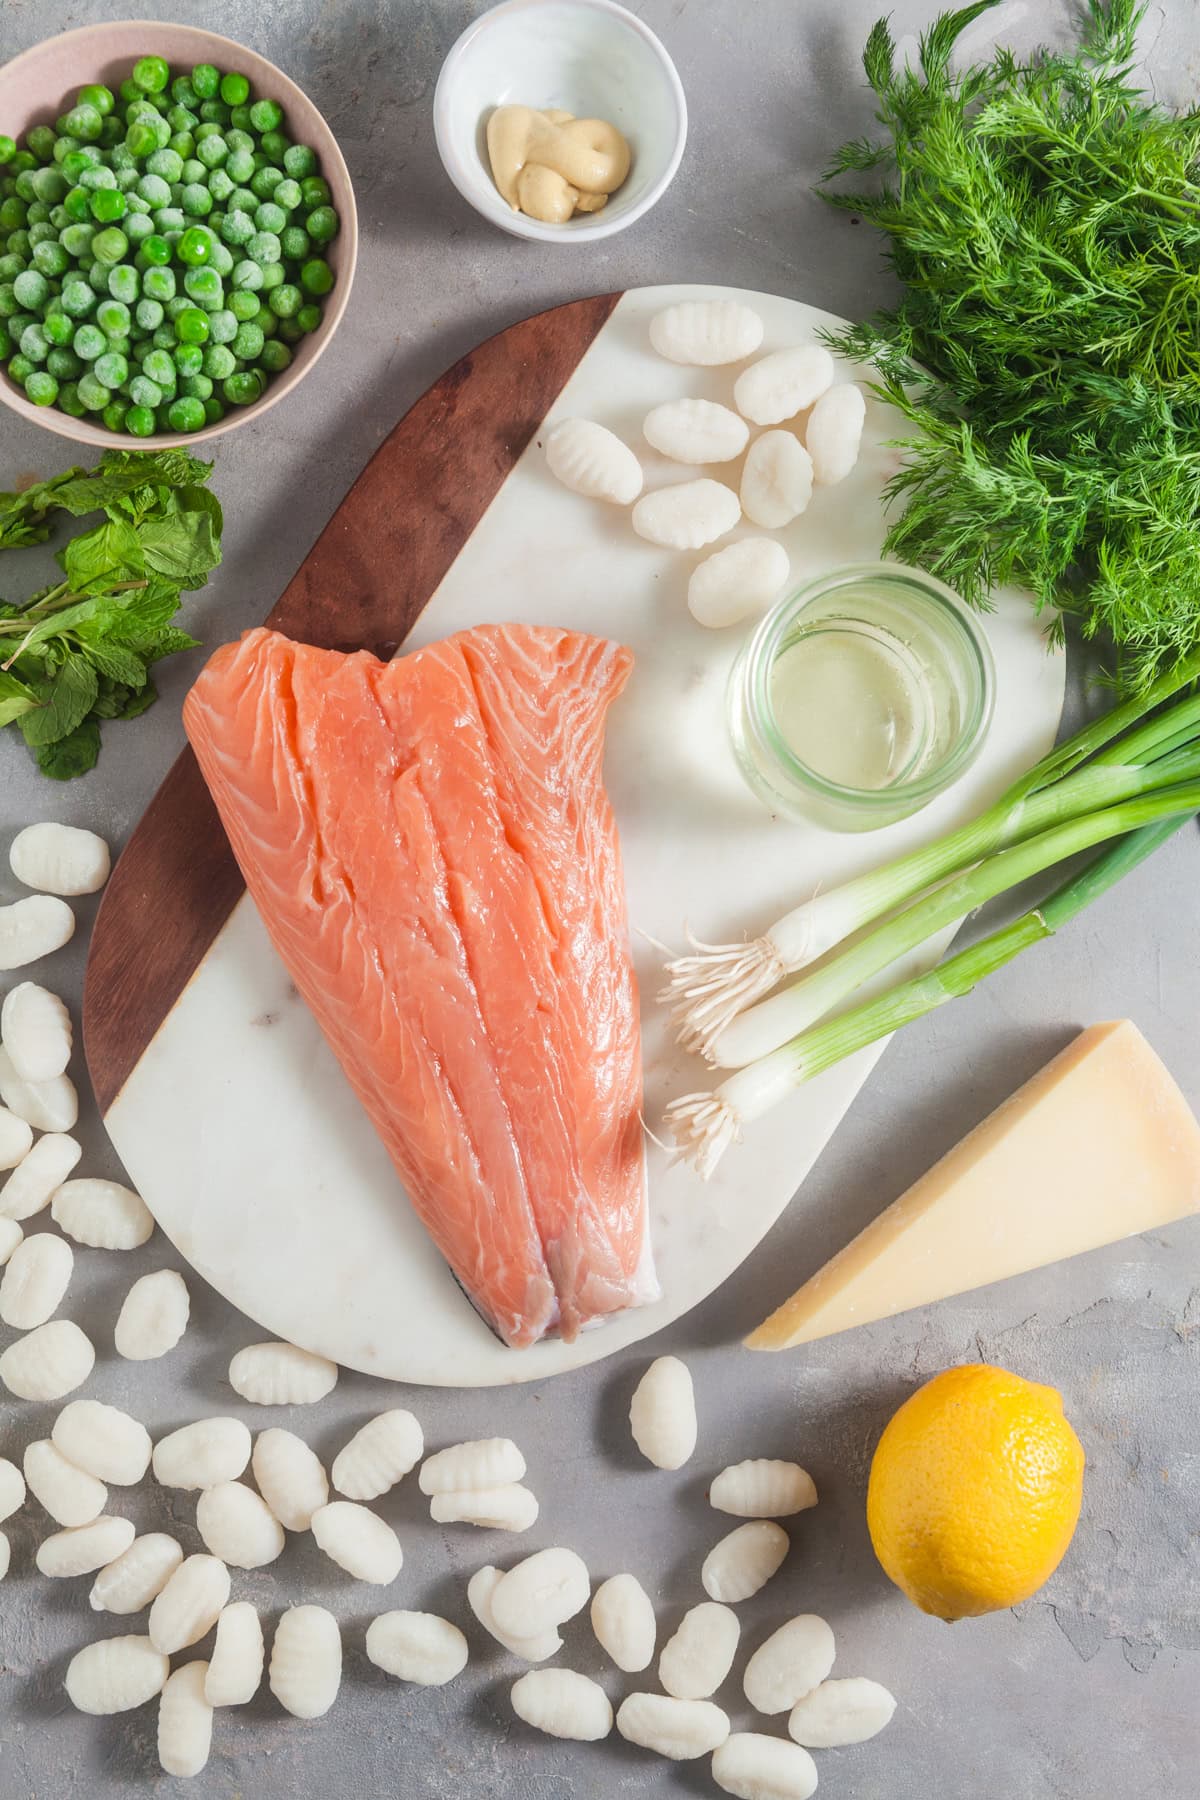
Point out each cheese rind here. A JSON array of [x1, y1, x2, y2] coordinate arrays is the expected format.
[[748, 1021, 1200, 1351]]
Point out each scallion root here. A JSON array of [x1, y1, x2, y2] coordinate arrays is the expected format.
[[659, 932, 786, 1057]]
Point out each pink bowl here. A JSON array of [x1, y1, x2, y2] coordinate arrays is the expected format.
[[0, 19, 358, 449]]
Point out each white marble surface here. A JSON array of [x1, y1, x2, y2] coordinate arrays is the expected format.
[[1, 4, 1198, 1798], [103, 285, 1063, 1385]]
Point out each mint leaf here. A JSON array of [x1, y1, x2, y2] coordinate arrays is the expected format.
[[0, 669, 38, 728], [19, 658, 100, 748], [60, 516, 144, 590], [86, 641, 148, 687], [139, 506, 221, 587], [36, 720, 101, 780]]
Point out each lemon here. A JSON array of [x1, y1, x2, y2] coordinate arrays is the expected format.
[[866, 1362, 1085, 1621]]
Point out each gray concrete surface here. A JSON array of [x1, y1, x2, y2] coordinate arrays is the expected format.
[[1, 1, 1198, 1794]]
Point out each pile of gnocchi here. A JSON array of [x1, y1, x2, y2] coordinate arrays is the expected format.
[[2, 820, 896, 1794], [544, 298, 867, 629]]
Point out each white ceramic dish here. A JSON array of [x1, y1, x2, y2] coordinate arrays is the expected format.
[[434, 0, 687, 243], [99, 285, 1065, 1387]]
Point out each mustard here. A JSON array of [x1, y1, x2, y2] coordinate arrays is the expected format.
[[486, 105, 631, 225]]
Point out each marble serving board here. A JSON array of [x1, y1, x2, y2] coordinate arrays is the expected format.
[[83, 284, 1066, 1386]]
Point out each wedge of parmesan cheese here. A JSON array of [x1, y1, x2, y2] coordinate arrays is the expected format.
[[748, 1021, 1200, 1350]]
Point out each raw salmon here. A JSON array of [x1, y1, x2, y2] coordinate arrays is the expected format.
[[183, 623, 654, 1348]]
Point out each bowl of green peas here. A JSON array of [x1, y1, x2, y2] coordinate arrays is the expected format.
[[0, 22, 357, 446]]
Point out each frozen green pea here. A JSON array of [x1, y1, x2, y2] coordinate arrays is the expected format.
[[223, 368, 263, 405], [126, 120, 160, 161], [272, 178, 302, 213], [179, 369, 212, 399], [142, 231, 172, 264], [300, 175, 331, 208], [143, 346, 176, 385], [142, 265, 176, 302], [33, 239, 70, 277], [180, 158, 205, 184], [125, 211, 154, 243], [77, 369, 111, 410], [107, 263, 139, 302], [24, 368, 59, 405], [133, 55, 170, 94], [220, 207, 255, 246], [6, 353, 35, 383], [268, 281, 301, 317], [166, 295, 191, 319], [171, 75, 198, 108], [61, 277, 96, 316], [19, 322, 49, 362], [60, 222, 97, 258], [90, 187, 126, 223], [152, 323, 178, 350], [12, 170, 37, 201], [191, 63, 220, 100], [0, 197, 26, 232], [219, 71, 250, 106], [181, 182, 212, 216], [57, 379, 86, 415], [231, 257, 263, 291], [124, 401, 155, 434], [166, 394, 206, 432], [251, 98, 285, 134], [78, 83, 115, 117], [26, 125, 59, 162], [254, 201, 286, 235], [202, 395, 224, 423], [12, 268, 49, 309], [250, 165, 284, 200], [261, 131, 290, 164], [184, 265, 222, 307], [196, 133, 228, 168], [175, 305, 209, 344], [64, 105, 103, 144], [32, 166, 68, 204], [173, 341, 203, 374], [93, 349, 128, 387], [228, 288, 259, 322], [27, 221, 58, 247], [169, 130, 196, 160], [115, 167, 141, 194], [305, 205, 338, 243], [46, 346, 82, 379], [0, 135, 16, 165], [201, 341, 235, 379], [228, 185, 259, 214], [146, 146, 184, 182], [0, 285, 18, 320], [102, 397, 130, 432], [225, 147, 255, 186], [283, 143, 316, 180], [260, 336, 292, 372], [43, 311, 74, 345], [300, 256, 333, 297], [208, 167, 234, 203], [61, 147, 100, 179], [87, 261, 111, 294], [198, 100, 231, 126], [208, 240, 233, 276], [206, 307, 237, 343], [72, 322, 106, 359], [153, 205, 185, 233], [129, 373, 163, 407], [135, 295, 164, 329], [176, 225, 212, 265], [92, 225, 128, 263], [231, 320, 265, 360], [137, 171, 171, 207], [247, 230, 280, 264], [96, 296, 130, 334], [257, 261, 285, 292]]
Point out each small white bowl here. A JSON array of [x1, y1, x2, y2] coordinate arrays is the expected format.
[[434, 0, 687, 244]]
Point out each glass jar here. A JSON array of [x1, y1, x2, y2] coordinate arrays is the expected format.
[[728, 562, 996, 831]]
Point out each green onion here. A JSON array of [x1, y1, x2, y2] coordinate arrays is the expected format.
[[667, 814, 1193, 1178], [663, 651, 1200, 1056]]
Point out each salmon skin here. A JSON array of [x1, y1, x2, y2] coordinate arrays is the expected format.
[[184, 623, 655, 1349]]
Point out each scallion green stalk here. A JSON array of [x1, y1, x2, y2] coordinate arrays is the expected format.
[[667, 815, 1191, 1178], [663, 660, 1200, 1057], [712, 782, 1200, 1068]]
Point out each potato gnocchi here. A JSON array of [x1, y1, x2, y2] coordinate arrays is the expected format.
[[114, 1268, 190, 1360], [332, 1408, 423, 1500], [89, 1534, 183, 1616], [65, 1634, 169, 1715], [643, 397, 749, 465], [0, 1132, 81, 1221], [632, 479, 741, 550], [1, 983, 73, 1082], [650, 300, 764, 366], [10, 822, 110, 897], [0, 1045, 78, 1132], [157, 1659, 213, 1779], [25, 1438, 106, 1528], [511, 1667, 613, 1741], [0, 1230, 73, 1329], [269, 1604, 341, 1719], [51, 1177, 153, 1250], [545, 418, 643, 504], [701, 1521, 789, 1604], [53, 1399, 152, 1485], [365, 1610, 470, 1687], [228, 1340, 338, 1406], [629, 1355, 697, 1470], [0, 1317, 94, 1400], [205, 1602, 265, 1707]]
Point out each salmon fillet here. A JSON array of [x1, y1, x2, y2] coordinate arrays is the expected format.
[[183, 624, 654, 1348]]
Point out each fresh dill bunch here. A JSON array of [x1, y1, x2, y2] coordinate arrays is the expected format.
[[821, 0, 1200, 687]]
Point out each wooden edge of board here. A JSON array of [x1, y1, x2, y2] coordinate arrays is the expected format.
[[84, 290, 623, 1116]]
